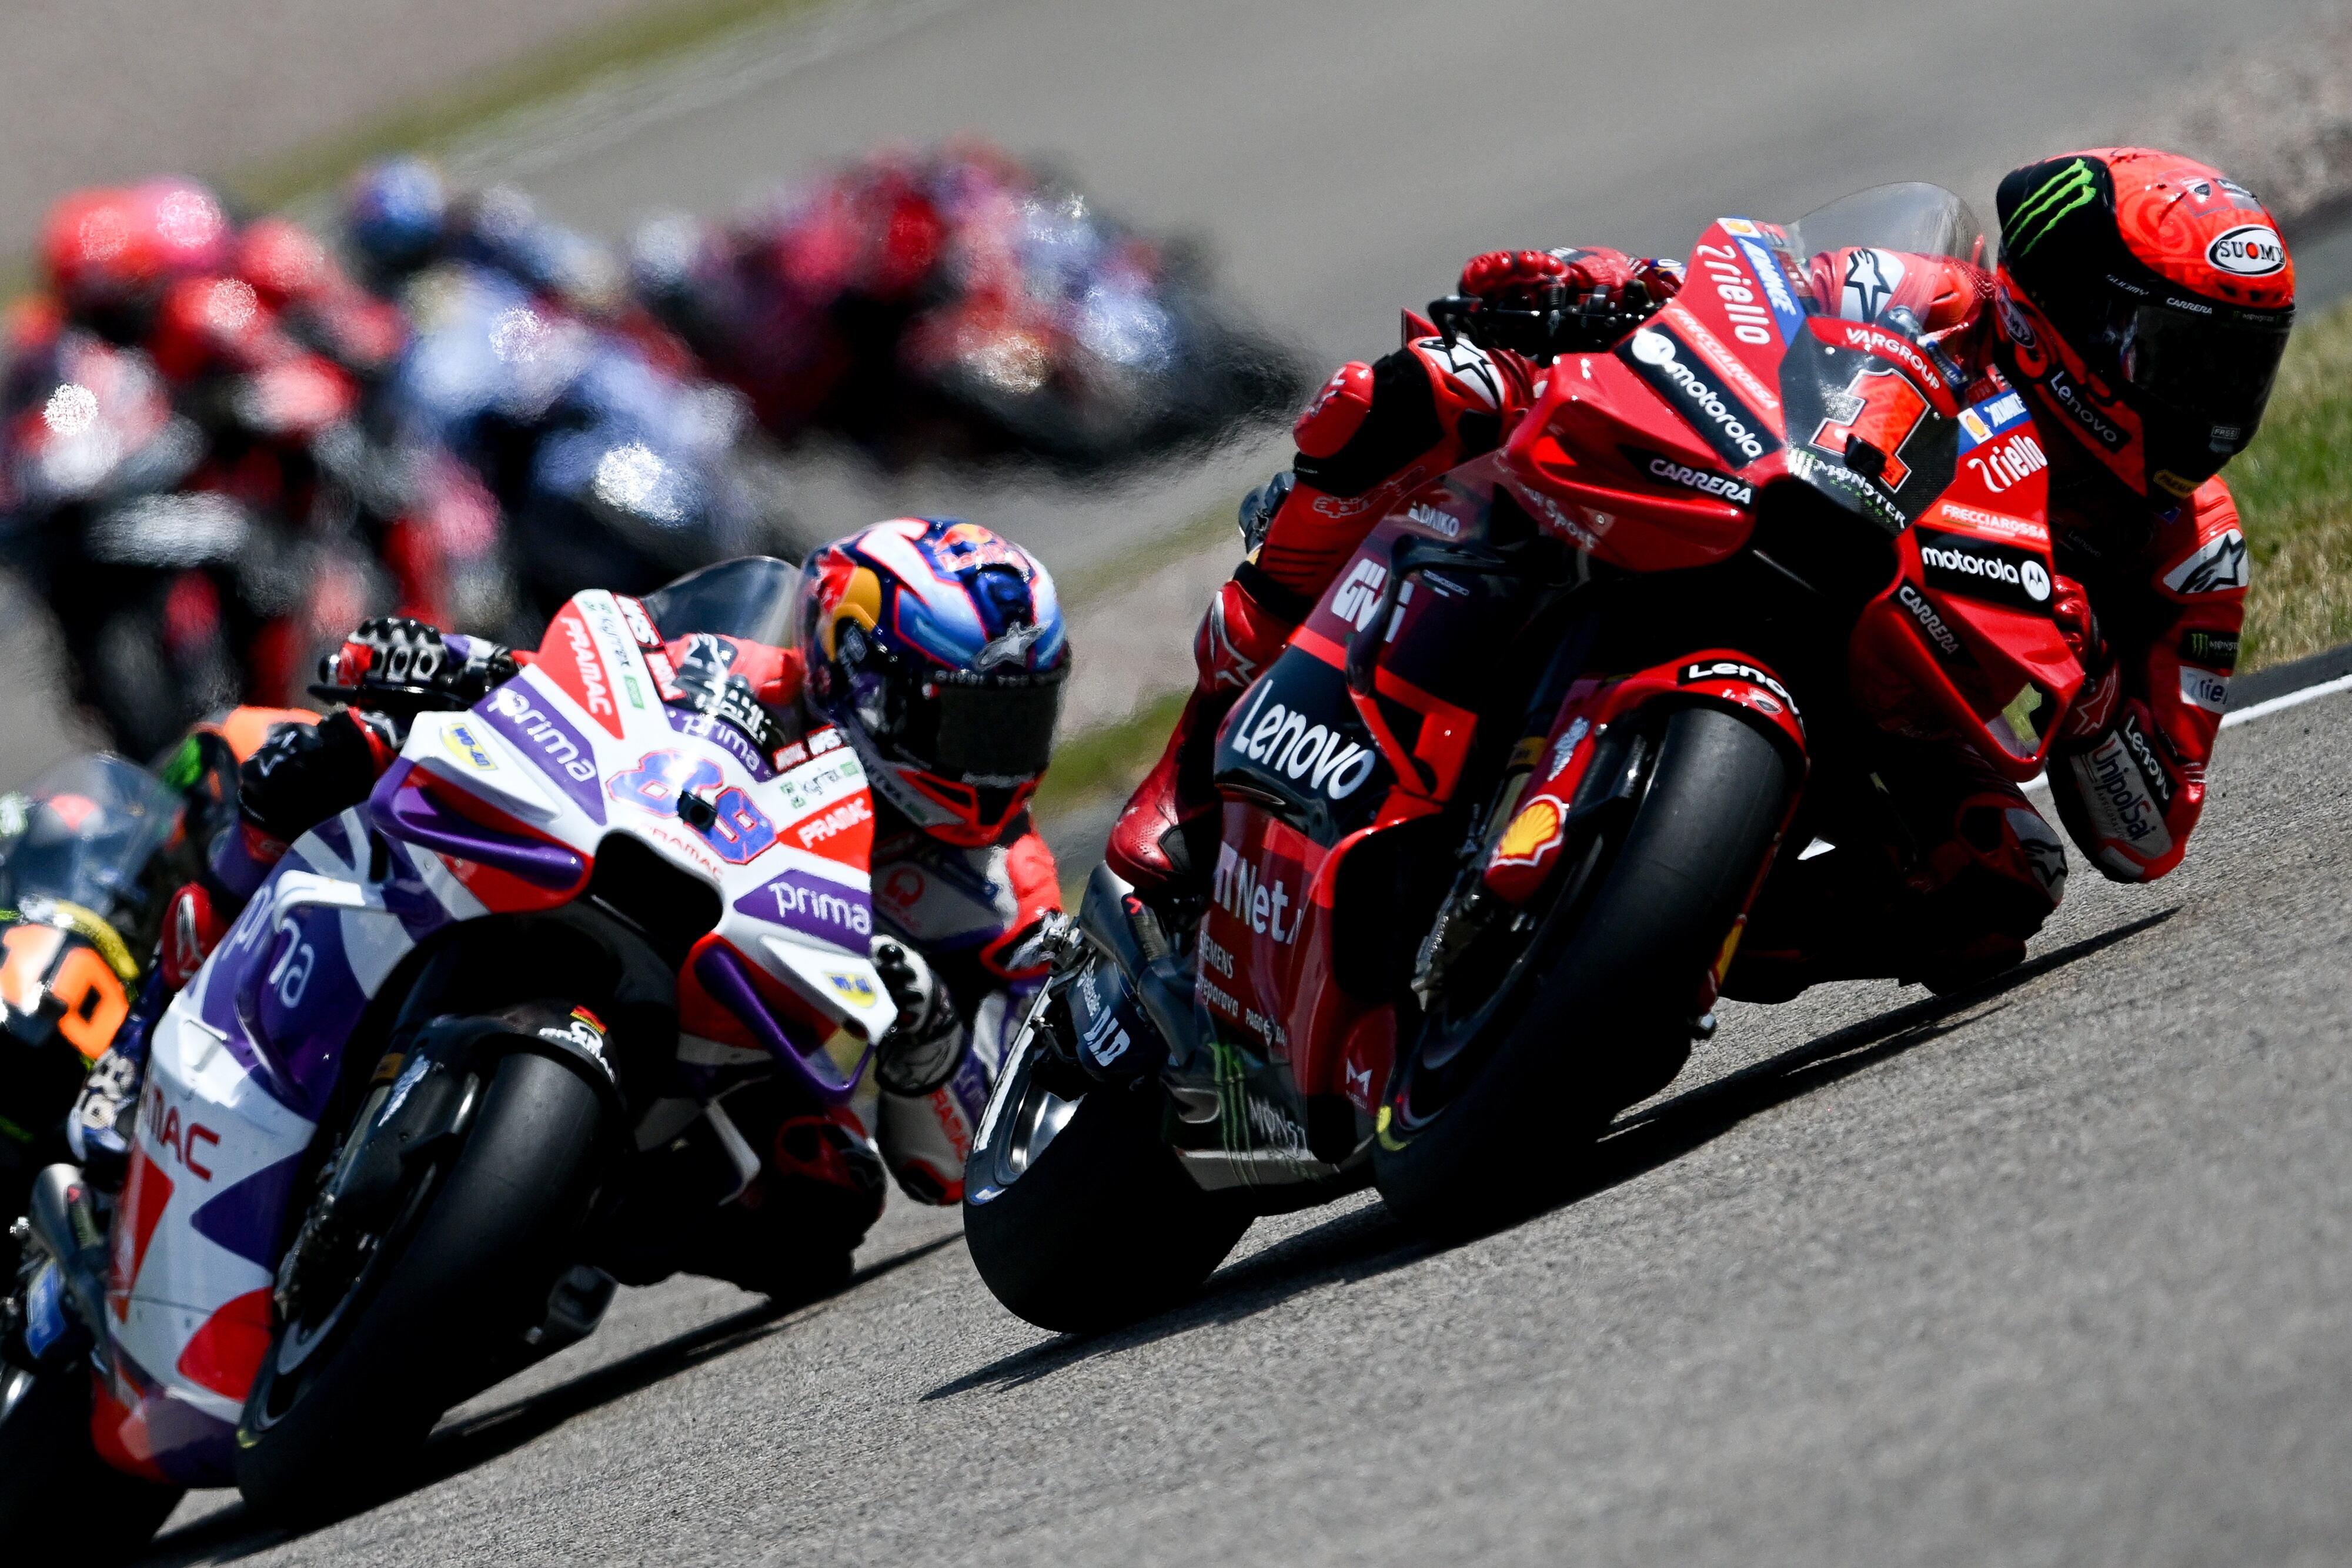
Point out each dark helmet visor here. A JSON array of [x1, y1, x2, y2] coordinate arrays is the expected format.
[[2110, 302, 2291, 442], [904, 672, 1065, 784]]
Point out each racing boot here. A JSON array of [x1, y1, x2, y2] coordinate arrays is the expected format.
[[1104, 569, 1300, 901]]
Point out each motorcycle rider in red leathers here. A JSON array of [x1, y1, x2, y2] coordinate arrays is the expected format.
[[1108, 148, 2292, 995], [71, 521, 1068, 1296]]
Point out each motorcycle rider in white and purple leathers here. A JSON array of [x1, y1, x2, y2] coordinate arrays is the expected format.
[[71, 518, 1068, 1295]]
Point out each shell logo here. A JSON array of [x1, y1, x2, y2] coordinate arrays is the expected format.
[[1493, 799, 1563, 866]]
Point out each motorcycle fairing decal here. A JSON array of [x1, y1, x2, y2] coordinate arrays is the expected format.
[[1211, 645, 1391, 845], [1615, 322, 1783, 472], [1685, 225, 1805, 360], [1956, 388, 2032, 451], [108, 1148, 175, 1323], [609, 750, 780, 866], [1290, 627, 1478, 805], [413, 710, 564, 825], [664, 703, 777, 780], [1181, 803, 1382, 1182], [1912, 525, 2055, 614], [734, 864, 876, 951], [477, 677, 610, 825], [172, 1286, 273, 1402], [538, 601, 627, 739], [186, 1151, 305, 1268], [1805, 316, 1960, 413], [1658, 302, 1781, 414]]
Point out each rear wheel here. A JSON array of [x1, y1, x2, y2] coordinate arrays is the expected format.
[[964, 1035, 1249, 1335], [234, 1049, 602, 1521], [0, 1366, 183, 1562], [1375, 704, 1793, 1237]]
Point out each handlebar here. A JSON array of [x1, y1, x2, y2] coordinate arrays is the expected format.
[[1429, 285, 1658, 363]]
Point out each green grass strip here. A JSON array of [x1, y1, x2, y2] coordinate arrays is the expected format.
[[1033, 686, 1189, 819], [2233, 293, 2352, 670], [223, 0, 838, 210]]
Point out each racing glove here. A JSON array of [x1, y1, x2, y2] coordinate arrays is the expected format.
[[236, 707, 400, 850], [313, 617, 517, 713], [1459, 247, 1683, 313], [870, 937, 964, 1095], [1450, 247, 1682, 357]]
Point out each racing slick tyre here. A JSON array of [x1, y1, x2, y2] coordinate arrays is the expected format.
[[233, 1049, 602, 1522], [1375, 704, 1793, 1239], [964, 1048, 1250, 1335], [0, 1366, 184, 1562]]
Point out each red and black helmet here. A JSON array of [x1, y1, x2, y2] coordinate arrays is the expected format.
[[1993, 148, 2294, 500]]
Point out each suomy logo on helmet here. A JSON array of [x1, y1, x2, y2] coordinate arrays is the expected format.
[[2008, 158, 2099, 257], [2206, 225, 2286, 278]]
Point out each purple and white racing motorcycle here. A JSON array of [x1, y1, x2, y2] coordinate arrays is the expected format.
[[1, 557, 898, 1549]]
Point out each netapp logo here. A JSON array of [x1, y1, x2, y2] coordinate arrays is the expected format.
[[1621, 327, 1782, 469], [1915, 527, 2053, 613]]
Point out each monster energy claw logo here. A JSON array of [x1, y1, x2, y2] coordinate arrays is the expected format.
[[2010, 159, 2098, 257]]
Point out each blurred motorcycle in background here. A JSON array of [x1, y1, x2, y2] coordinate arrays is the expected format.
[[2, 148, 1295, 763], [632, 141, 1305, 469]]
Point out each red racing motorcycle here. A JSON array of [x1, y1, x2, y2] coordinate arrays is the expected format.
[[964, 185, 2085, 1331]]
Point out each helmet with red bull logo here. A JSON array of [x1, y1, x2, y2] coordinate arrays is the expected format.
[[795, 518, 1068, 847]]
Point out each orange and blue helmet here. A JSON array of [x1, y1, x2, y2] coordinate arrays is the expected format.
[[796, 518, 1068, 846]]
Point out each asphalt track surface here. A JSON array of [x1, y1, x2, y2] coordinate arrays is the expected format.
[[36, 1, 2352, 1560]]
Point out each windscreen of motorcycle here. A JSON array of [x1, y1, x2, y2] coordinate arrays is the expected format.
[[0, 754, 182, 949], [1784, 182, 1986, 268], [638, 554, 799, 649]]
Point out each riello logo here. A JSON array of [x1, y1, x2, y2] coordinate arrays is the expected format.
[[1966, 431, 2048, 493]]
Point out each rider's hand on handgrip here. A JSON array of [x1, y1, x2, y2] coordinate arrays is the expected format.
[[314, 617, 519, 711]]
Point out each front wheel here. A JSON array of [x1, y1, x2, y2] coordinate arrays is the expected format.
[[234, 1049, 602, 1521], [1375, 704, 1794, 1237], [964, 1030, 1250, 1335], [0, 1366, 183, 1562]]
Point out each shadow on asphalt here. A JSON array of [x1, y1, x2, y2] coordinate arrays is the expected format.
[[137, 1235, 959, 1566], [926, 907, 2179, 1400]]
